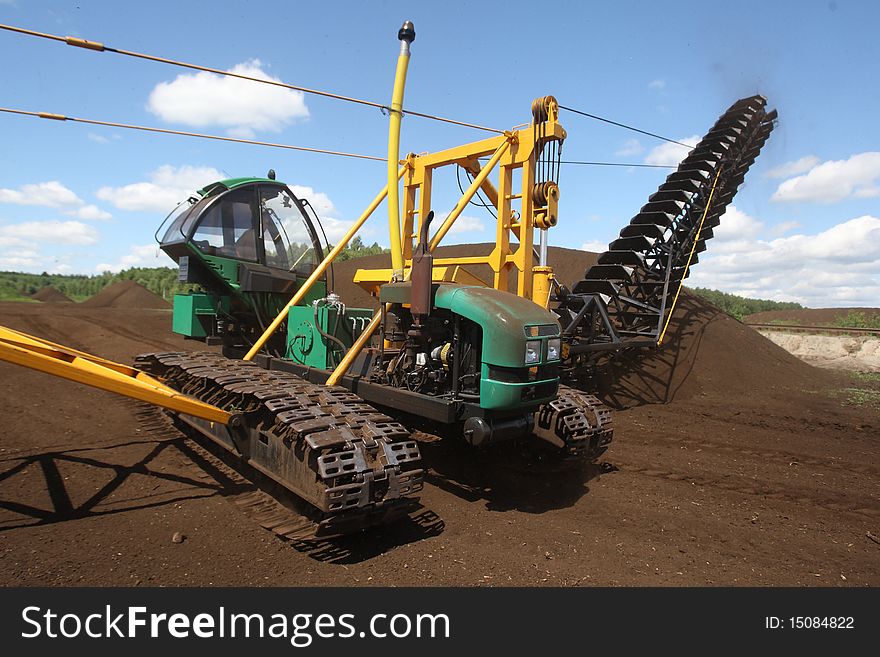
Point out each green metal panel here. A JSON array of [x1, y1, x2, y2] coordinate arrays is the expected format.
[[196, 252, 242, 288], [198, 177, 284, 196], [286, 305, 374, 369], [172, 292, 229, 337], [433, 284, 560, 367], [478, 364, 558, 410]]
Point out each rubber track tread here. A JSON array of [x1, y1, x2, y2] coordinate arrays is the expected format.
[[134, 351, 423, 535], [533, 385, 614, 460]]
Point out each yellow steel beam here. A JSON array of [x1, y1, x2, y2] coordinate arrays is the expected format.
[[325, 308, 382, 386], [0, 325, 233, 425], [387, 22, 415, 281], [429, 138, 511, 249]]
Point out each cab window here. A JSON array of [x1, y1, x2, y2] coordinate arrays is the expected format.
[[190, 188, 257, 261], [260, 185, 316, 273]]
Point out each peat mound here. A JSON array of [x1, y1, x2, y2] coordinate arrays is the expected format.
[[31, 286, 73, 303], [335, 244, 829, 408], [81, 280, 170, 309]]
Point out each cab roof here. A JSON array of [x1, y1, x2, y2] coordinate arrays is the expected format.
[[197, 177, 286, 197]]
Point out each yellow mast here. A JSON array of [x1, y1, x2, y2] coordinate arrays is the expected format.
[[387, 20, 415, 281]]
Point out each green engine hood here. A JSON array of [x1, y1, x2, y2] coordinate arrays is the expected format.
[[433, 284, 560, 367]]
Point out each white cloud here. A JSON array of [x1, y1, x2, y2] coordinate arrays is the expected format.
[[87, 132, 120, 144], [0, 220, 99, 246], [442, 214, 485, 236], [0, 249, 41, 270], [74, 204, 112, 221], [689, 214, 880, 307], [581, 240, 608, 253], [96, 244, 174, 273], [615, 138, 644, 157], [0, 181, 82, 208], [147, 59, 309, 137], [644, 135, 700, 166], [290, 185, 336, 218], [769, 220, 801, 237], [315, 216, 358, 244], [765, 156, 819, 179], [712, 206, 764, 241], [771, 152, 880, 203], [97, 165, 224, 212], [648, 79, 666, 90], [0, 181, 111, 220]]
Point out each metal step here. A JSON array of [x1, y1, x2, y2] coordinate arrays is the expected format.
[[598, 250, 645, 267], [620, 223, 664, 239]]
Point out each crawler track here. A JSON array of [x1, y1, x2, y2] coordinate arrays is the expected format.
[[533, 385, 613, 459], [135, 352, 424, 537]]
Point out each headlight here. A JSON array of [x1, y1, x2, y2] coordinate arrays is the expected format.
[[547, 338, 561, 361], [525, 339, 541, 365]]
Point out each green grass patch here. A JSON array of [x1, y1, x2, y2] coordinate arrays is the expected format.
[[839, 371, 880, 409], [841, 387, 880, 409], [832, 311, 880, 329]]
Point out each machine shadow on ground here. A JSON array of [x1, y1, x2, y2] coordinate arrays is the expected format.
[[0, 435, 241, 532], [0, 404, 447, 566], [418, 435, 614, 514], [286, 507, 445, 565], [594, 299, 716, 409]]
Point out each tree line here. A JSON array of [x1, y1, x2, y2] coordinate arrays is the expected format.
[[0, 238, 390, 302], [689, 287, 803, 321]]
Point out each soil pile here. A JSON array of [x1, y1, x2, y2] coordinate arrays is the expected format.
[[334, 244, 828, 408], [0, 279, 877, 587], [746, 307, 880, 325], [81, 280, 170, 309], [30, 286, 73, 303], [596, 290, 827, 408]]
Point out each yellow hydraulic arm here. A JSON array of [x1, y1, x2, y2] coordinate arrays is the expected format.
[[0, 325, 234, 425]]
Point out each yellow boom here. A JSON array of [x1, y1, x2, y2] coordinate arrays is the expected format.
[[0, 325, 234, 425]]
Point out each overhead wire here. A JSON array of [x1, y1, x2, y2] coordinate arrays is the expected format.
[[0, 22, 504, 135], [0, 106, 385, 161], [560, 160, 676, 168], [0, 24, 700, 171], [558, 104, 697, 149]]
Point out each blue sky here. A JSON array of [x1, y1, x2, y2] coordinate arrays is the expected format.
[[0, 0, 877, 307]]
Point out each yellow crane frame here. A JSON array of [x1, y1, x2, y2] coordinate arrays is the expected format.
[[355, 96, 566, 308]]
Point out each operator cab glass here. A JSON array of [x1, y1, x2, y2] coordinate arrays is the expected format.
[[191, 188, 258, 261], [158, 194, 207, 247], [259, 186, 296, 271], [157, 180, 325, 274]]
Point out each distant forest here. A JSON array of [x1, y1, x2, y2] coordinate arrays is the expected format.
[[689, 287, 802, 320], [0, 237, 390, 302]]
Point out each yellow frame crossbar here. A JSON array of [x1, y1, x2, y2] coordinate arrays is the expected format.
[[0, 325, 233, 425], [358, 97, 566, 304]]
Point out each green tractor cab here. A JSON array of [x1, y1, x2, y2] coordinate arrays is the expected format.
[[157, 175, 332, 352]]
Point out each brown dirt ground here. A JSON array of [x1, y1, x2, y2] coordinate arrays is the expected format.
[[1, 248, 878, 587], [80, 280, 170, 309], [746, 307, 880, 325], [31, 286, 73, 303]]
